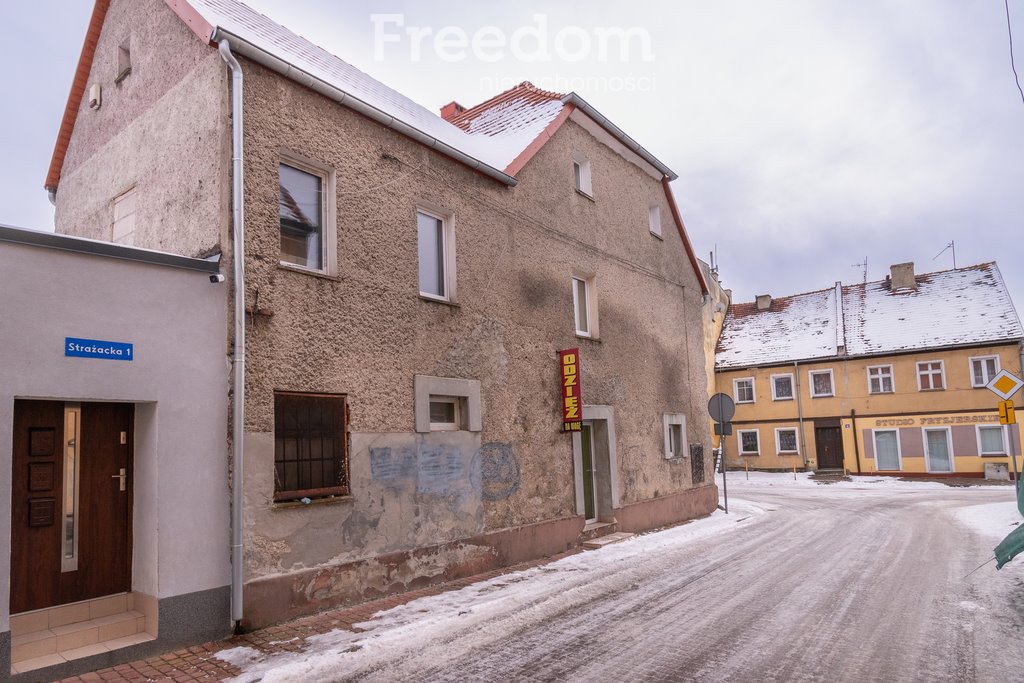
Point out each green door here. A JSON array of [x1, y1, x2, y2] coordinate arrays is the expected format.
[[581, 423, 596, 521]]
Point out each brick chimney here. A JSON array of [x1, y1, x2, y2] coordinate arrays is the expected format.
[[889, 262, 917, 291], [440, 101, 466, 121], [756, 294, 772, 311]]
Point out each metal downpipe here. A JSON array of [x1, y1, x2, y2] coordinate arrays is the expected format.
[[219, 38, 246, 629]]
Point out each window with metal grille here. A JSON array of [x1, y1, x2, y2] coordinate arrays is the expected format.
[[274, 392, 349, 502]]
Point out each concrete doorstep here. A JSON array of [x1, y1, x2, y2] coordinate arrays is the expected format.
[[582, 532, 634, 550]]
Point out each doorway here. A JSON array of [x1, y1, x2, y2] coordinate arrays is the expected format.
[[924, 428, 953, 473], [814, 424, 844, 470], [573, 408, 619, 524], [10, 400, 133, 614]]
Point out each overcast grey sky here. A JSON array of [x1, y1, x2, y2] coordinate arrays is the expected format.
[[2, 1, 1022, 310]]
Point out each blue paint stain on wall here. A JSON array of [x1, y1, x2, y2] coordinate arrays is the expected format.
[[369, 447, 417, 484], [473, 442, 520, 501], [417, 446, 466, 494]]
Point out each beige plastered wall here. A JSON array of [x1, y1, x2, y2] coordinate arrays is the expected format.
[[236, 58, 713, 581], [53, 0, 230, 259]]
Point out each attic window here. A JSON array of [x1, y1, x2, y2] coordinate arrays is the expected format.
[[116, 39, 132, 83], [572, 153, 593, 197]]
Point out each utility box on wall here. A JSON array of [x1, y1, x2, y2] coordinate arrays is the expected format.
[[985, 463, 1010, 481]]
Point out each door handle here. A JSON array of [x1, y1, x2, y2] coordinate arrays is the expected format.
[[111, 467, 127, 492]]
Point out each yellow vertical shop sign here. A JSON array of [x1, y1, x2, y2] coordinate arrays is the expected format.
[[560, 348, 582, 432]]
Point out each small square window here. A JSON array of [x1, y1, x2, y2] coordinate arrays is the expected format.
[[572, 276, 597, 338], [418, 209, 455, 301], [428, 396, 464, 431], [978, 425, 1008, 455], [738, 429, 760, 455], [867, 365, 894, 394], [280, 161, 331, 272], [970, 356, 1000, 388], [734, 378, 755, 404], [663, 413, 687, 459], [775, 428, 799, 454], [274, 392, 349, 502], [917, 361, 945, 391], [809, 370, 834, 398], [771, 374, 794, 401], [648, 205, 662, 238]]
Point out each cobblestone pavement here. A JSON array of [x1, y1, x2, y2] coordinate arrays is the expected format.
[[58, 484, 1020, 682]]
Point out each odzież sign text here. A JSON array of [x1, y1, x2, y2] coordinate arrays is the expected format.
[[560, 348, 582, 432]]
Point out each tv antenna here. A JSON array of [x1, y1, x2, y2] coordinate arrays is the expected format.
[[851, 256, 867, 283], [932, 241, 956, 269]]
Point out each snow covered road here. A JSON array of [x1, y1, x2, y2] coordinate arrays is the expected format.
[[222, 475, 1024, 682]]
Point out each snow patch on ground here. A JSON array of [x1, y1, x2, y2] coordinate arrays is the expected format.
[[726, 470, 996, 491], [952, 500, 1022, 540], [220, 499, 766, 682]]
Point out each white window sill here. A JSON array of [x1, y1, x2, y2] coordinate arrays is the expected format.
[[419, 294, 460, 308], [810, 394, 834, 399], [575, 188, 595, 202], [650, 231, 663, 240], [772, 397, 794, 402]]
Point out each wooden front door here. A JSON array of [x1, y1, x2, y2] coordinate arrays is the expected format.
[[814, 425, 844, 470], [10, 400, 133, 614]]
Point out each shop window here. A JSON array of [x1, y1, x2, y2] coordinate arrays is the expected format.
[[977, 425, 1008, 456], [274, 392, 349, 502]]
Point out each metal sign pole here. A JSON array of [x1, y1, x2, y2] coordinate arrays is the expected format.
[[1012, 426, 1021, 494], [720, 441, 728, 514]]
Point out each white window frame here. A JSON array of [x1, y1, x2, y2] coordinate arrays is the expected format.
[[413, 375, 482, 433], [770, 373, 794, 401], [737, 429, 760, 455], [922, 426, 955, 473], [648, 204, 662, 238], [916, 360, 946, 392], [808, 369, 835, 398], [969, 355, 1001, 388], [774, 427, 800, 455], [427, 395, 464, 431], [976, 424, 1009, 456], [866, 364, 895, 394], [278, 155, 337, 276], [572, 275, 598, 338], [871, 428, 903, 471], [733, 377, 755, 404], [663, 413, 687, 459], [112, 186, 137, 245], [572, 152, 593, 197], [417, 207, 457, 303]]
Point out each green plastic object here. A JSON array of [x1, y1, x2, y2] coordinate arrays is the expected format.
[[995, 481, 1024, 570]]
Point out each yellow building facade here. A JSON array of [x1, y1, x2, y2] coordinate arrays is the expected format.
[[714, 263, 1023, 478]]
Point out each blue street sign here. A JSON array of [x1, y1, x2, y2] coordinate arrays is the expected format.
[[65, 337, 134, 361]]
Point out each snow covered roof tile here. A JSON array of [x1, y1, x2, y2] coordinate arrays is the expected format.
[[716, 262, 1023, 369]]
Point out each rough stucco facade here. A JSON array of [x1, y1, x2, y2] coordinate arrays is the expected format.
[[53, 0, 717, 630]]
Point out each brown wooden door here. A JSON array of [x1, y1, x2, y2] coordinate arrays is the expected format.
[[11, 401, 133, 614], [815, 426, 844, 470]]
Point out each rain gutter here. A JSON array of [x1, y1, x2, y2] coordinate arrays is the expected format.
[[794, 360, 808, 467], [209, 29, 517, 187], [218, 38, 246, 630]]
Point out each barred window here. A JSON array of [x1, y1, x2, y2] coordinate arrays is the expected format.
[[738, 429, 760, 454], [274, 392, 349, 502]]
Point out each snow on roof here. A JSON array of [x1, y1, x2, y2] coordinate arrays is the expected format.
[[184, 1, 583, 175], [716, 262, 1023, 369]]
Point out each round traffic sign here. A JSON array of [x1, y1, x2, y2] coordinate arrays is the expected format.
[[708, 393, 736, 423]]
